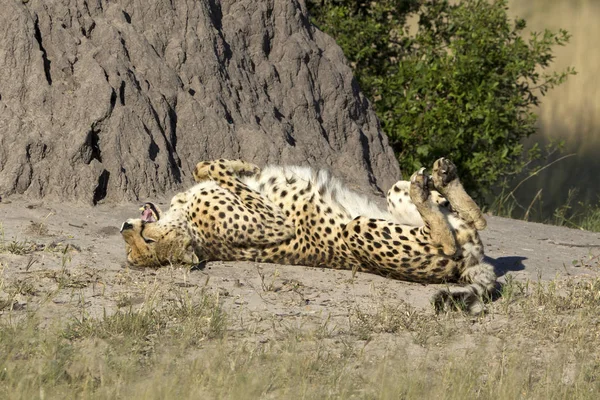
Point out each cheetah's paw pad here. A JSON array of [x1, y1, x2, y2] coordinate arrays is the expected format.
[[432, 157, 458, 189]]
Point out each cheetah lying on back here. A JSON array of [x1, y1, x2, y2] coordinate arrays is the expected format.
[[120, 158, 496, 314]]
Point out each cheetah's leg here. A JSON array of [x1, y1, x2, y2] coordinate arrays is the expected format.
[[381, 167, 458, 256], [428, 157, 495, 314], [432, 261, 496, 315], [193, 159, 260, 182], [190, 159, 294, 246], [387, 181, 450, 227], [408, 168, 457, 256], [431, 157, 486, 230], [387, 158, 485, 231]]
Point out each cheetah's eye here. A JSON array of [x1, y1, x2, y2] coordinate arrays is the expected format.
[[143, 237, 157, 244]]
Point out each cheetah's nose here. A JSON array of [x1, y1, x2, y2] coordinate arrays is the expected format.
[[120, 222, 134, 232]]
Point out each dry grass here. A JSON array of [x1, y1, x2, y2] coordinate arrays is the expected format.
[[507, 0, 600, 212], [1, 250, 600, 399], [509, 0, 600, 150], [2, 216, 600, 398], [490, 180, 600, 232], [484, 1, 600, 227]]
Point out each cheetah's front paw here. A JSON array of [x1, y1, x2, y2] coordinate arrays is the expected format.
[[431, 157, 487, 230], [409, 167, 431, 206], [432, 157, 458, 189]]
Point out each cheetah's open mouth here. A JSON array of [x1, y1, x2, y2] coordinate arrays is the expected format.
[[140, 202, 160, 223]]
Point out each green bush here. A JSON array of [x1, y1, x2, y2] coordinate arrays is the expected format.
[[309, 0, 574, 200]]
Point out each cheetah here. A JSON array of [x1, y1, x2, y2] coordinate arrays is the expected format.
[[120, 158, 496, 314]]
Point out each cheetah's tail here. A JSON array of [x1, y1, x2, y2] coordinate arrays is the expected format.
[[431, 262, 497, 315]]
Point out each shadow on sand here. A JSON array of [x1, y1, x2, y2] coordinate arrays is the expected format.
[[485, 255, 527, 278]]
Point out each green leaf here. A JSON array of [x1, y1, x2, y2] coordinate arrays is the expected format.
[[307, 0, 574, 202]]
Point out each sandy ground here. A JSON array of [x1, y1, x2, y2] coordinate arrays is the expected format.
[[1, 195, 599, 333]]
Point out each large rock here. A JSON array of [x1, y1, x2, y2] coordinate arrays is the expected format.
[[0, 0, 401, 204]]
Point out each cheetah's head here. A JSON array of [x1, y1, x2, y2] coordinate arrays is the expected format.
[[120, 202, 194, 268]]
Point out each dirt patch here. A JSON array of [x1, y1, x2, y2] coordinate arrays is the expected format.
[[1, 198, 599, 321], [2, 199, 599, 318], [1, 199, 600, 397]]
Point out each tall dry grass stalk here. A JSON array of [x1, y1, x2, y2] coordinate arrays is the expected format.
[[510, 0, 600, 151], [507, 0, 600, 211]]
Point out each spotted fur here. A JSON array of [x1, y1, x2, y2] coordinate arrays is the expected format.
[[121, 158, 496, 314]]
